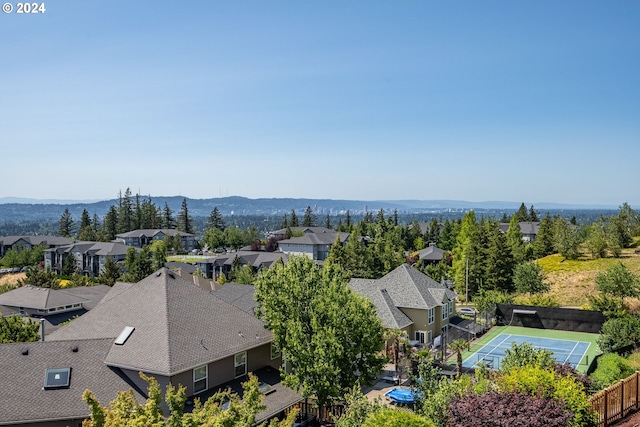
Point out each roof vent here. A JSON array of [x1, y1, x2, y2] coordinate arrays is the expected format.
[[72, 346, 78, 353], [21, 349, 28, 356], [167, 271, 175, 279], [238, 331, 244, 338], [114, 326, 135, 345]]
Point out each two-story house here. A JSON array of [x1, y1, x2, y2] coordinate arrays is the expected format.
[[115, 229, 196, 252], [0, 235, 73, 258], [0, 268, 301, 426], [44, 241, 131, 277], [349, 263, 457, 348], [277, 231, 349, 261]]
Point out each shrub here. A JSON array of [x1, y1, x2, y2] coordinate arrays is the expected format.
[[591, 353, 635, 389], [363, 408, 434, 427]]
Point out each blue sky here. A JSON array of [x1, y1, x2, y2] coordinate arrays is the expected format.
[[1, 1, 638, 206]]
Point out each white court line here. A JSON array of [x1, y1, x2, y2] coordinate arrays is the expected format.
[[463, 334, 513, 367]]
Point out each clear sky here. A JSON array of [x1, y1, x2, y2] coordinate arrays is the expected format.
[[1, 1, 638, 206]]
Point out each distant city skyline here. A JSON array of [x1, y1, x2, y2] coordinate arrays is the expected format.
[[1, 1, 638, 205]]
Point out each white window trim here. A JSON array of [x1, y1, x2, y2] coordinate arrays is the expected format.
[[234, 351, 247, 378], [193, 364, 208, 394], [428, 308, 435, 324]]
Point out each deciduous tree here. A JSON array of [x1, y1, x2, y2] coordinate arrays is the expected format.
[[255, 256, 385, 406]]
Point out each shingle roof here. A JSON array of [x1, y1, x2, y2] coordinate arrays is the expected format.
[[269, 226, 334, 235], [278, 231, 349, 245], [212, 284, 258, 316], [0, 285, 89, 310], [47, 268, 273, 376], [0, 338, 146, 425], [115, 229, 194, 238], [349, 278, 413, 330], [349, 264, 457, 327], [417, 244, 445, 261], [199, 251, 288, 268], [45, 241, 131, 257], [0, 235, 73, 247]]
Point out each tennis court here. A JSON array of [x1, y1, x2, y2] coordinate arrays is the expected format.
[[460, 326, 601, 373]]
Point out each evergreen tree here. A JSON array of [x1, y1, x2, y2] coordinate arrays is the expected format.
[[514, 202, 528, 222], [532, 214, 555, 258], [78, 209, 94, 241], [482, 220, 515, 292], [452, 211, 481, 301], [133, 193, 142, 230], [176, 198, 193, 234], [79, 209, 92, 230], [62, 253, 77, 276], [528, 205, 539, 222], [207, 206, 226, 230], [302, 206, 316, 227], [345, 210, 352, 232], [116, 188, 134, 233], [162, 202, 176, 229], [324, 214, 332, 229], [553, 216, 581, 260], [0, 315, 40, 343], [506, 215, 526, 264], [101, 205, 118, 241], [279, 214, 288, 229], [438, 219, 457, 251], [92, 213, 101, 234], [289, 209, 299, 227], [98, 256, 122, 286], [513, 262, 549, 296], [58, 208, 75, 238]]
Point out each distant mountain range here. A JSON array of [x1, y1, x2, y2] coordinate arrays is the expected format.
[[0, 196, 618, 223]]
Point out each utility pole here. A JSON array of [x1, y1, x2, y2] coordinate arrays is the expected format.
[[465, 256, 469, 304]]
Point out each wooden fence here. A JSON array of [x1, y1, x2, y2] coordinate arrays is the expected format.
[[285, 399, 346, 425], [589, 371, 640, 427]]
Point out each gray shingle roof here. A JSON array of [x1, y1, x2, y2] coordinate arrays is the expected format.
[[349, 264, 457, 328], [212, 284, 258, 316], [45, 241, 131, 257], [47, 268, 273, 376], [417, 244, 445, 262], [0, 285, 89, 310], [269, 226, 334, 235], [0, 338, 146, 425], [0, 235, 73, 247], [278, 231, 349, 245], [115, 229, 194, 238]]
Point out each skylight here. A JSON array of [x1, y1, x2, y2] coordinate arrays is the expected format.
[[44, 367, 71, 389], [114, 326, 135, 345]]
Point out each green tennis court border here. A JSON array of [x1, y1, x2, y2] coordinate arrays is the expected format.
[[454, 326, 601, 374]]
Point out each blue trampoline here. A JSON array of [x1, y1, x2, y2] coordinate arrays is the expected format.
[[384, 387, 418, 404]]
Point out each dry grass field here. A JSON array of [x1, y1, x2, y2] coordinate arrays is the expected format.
[[0, 273, 24, 286], [539, 246, 640, 309]]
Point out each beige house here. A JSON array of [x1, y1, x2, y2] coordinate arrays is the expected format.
[[349, 263, 457, 347]]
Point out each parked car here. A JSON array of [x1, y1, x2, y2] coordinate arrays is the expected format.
[[459, 307, 477, 317]]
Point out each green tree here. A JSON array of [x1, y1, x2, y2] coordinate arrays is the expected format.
[[207, 206, 226, 230], [58, 208, 75, 238], [595, 262, 640, 308], [590, 353, 635, 389], [177, 198, 193, 234], [449, 339, 469, 377], [500, 341, 555, 373], [513, 261, 549, 296], [120, 247, 153, 283], [79, 209, 92, 235], [62, 253, 78, 276], [289, 209, 299, 227], [302, 206, 316, 227], [255, 256, 385, 407], [223, 227, 244, 251], [19, 266, 60, 288], [162, 202, 176, 229], [598, 314, 640, 352], [553, 216, 581, 260], [533, 214, 555, 258], [506, 215, 526, 264], [528, 205, 539, 222], [362, 408, 434, 427], [452, 212, 480, 301], [204, 227, 225, 251], [101, 205, 118, 241], [514, 202, 529, 222], [482, 219, 515, 292], [98, 256, 121, 286], [0, 315, 40, 343], [116, 188, 134, 233], [324, 214, 332, 229], [151, 240, 167, 271]]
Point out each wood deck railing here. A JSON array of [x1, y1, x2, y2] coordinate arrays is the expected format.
[[589, 371, 640, 427]]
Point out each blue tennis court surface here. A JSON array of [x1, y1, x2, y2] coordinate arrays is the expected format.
[[462, 333, 591, 370]]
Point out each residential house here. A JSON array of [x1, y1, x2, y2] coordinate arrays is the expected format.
[[498, 221, 540, 243], [416, 243, 446, 265], [115, 229, 196, 252], [349, 264, 457, 348], [44, 241, 131, 277], [277, 231, 349, 261], [0, 235, 73, 258], [195, 251, 288, 280], [32, 268, 300, 425], [268, 226, 334, 240], [0, 284, 110, 336]]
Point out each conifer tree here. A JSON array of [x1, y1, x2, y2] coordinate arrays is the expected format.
[[506, 215, 527, 264], [116, 188, 134, 233], [302, 206, 316, 227], [514, 202, 528, 222], [207, 206, 226, 230], [177, 198, 193, 234], [289, 209, 299, 227], [532, 214, 555, 258], [528, 205, 539, 222], [101, 206, 118, 241], [324, 214, 332, 229], [162, 202, 176, 229], [58, 208, 75, 238]]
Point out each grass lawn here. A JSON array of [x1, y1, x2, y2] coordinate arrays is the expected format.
[[537, 247, 640, 308]]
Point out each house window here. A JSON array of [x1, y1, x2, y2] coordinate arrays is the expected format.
[[442, 304, 448, 320], [270, 343, 281, 360], [428, 308, 434, 324], [194, 365, 207, 394], [414, 331, 426, 344], [234, 352, 247, 378], [448, 301, 453, 317], [428, 330, 433, 344]]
